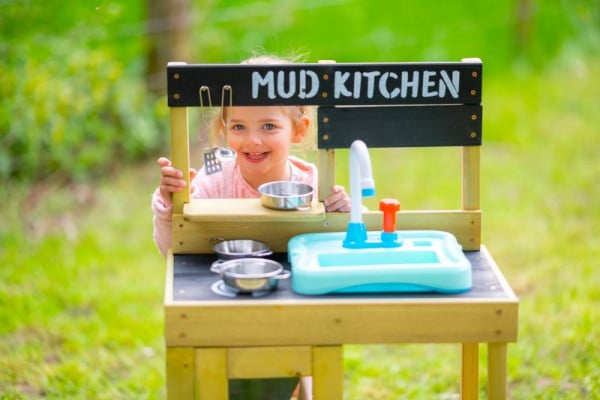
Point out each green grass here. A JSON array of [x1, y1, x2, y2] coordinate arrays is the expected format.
[[0, 166, 166, 398], [1, 58, 599, 398]]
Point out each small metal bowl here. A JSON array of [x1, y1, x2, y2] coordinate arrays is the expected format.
[[211, 238, 272, 260], [210, 258, 291, 293], [258, 181, 314, 211]]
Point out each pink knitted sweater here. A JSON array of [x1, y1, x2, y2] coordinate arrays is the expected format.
[[151, 156, 317, 256]]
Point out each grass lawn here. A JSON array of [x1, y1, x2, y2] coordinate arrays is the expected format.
[[1, 58, 599, 398]]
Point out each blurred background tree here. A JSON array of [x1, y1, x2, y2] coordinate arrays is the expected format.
[[146, 0, 190, 94]]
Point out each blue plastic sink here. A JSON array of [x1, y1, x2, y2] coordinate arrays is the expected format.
[[288, 230, 472, 295]]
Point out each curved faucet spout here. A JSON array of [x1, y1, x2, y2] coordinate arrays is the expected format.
[[344, 140, 375, 248], [349, 140, 375, 222]]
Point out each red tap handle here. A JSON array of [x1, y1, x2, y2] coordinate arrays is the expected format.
[[379, 198, 401, 233]]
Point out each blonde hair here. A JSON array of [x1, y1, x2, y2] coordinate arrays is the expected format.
[[209, 55, 317, 156]]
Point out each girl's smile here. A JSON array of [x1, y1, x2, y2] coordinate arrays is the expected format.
[[243, 151, 269, 162]]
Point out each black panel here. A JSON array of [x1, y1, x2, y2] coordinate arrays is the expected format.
[[317, 105, 482, 148], [171, 251, 508, 301]]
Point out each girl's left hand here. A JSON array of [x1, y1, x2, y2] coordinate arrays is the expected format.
[[323, 185, 351, 212]]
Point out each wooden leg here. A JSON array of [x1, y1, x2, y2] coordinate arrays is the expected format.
[[166, 347, 195, 400], [487, 342, 508, 400], [195, 348, 228, 400], [461, 343, 479, 400], [312, 346, 343, 400]]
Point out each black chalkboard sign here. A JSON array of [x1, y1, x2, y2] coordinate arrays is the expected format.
[[167, 61, 482, 107], [318, 105, 482, 148]]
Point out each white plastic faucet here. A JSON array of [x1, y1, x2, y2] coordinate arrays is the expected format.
[[344, 140, 375, 248], [349, 140, 375, 222]]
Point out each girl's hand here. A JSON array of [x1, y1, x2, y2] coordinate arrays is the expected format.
[[157, 157, 197, 207], [323, 185, 351, 212]]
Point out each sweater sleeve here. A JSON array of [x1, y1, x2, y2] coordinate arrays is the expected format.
[[151, 188, 172, 257]]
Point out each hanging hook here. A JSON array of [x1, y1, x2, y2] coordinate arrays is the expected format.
[[221, 85, 233, 128], [199, 86, 212, 108], [198, 86, 215, 150]]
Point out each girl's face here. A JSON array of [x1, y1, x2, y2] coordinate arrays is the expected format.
[[225, 106, 309, 187]]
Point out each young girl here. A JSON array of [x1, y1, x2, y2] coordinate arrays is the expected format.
[[151, 56, 349, 400], [152, 56, 351, 257]]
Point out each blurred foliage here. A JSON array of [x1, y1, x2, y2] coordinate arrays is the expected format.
[[189, 0, 599, 73], [1, 0, 598, 182], [0, 1, 167, 182]]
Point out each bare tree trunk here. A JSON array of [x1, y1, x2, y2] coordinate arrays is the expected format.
[[515, 0, 534, 53], [146, 0, 190, 96]]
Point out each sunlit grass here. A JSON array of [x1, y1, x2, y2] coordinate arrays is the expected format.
[[0, 165, 166, 399]]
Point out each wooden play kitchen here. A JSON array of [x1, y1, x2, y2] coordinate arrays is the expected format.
[[163, 59, 519, 399]]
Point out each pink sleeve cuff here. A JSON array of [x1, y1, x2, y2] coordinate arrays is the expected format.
[[151, 188, 172, 222], [151, 188, 172, 257]]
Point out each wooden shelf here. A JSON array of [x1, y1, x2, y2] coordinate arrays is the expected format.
[[182, 198, 326, 222]]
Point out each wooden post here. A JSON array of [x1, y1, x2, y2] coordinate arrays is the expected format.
[[169, 105, 190, 214], [312, 346, 343, 399], [461, 342, 479, 400], [166, 347, 194, 400], [488, 343, 508, 400], [195, 348, 229, 400]]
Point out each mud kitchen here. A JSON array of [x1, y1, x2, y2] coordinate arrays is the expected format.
[[164, 59, 518, 400], [250, 67, 461, 101]]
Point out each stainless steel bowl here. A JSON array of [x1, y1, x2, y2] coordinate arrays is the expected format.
[[210, 258, 291, 293], [211, 238, 272, 260], [258, 181, 313, 211]]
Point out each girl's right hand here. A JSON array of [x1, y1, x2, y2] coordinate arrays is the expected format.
[[157, 157, 197, 207], [323, 185, 351, 212]]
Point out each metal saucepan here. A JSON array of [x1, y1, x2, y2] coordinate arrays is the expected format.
[[258, 181, 313, 211], [210, 238, 272, 260], [210, 258, 291, 293]]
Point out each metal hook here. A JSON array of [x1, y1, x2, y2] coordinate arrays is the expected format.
[[221, 85, 232, 128], [199, 86, 212, 108], [199, 86, 215, 150]]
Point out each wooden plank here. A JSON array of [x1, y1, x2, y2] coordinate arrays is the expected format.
[[461, 343, 480, 400], [169, 106, 190, 214], [165, 298, 518, 347], [312, 346, 343, 400], [171, 209, 481, 254], [166, 347, 194, 400], [317, 105, 482, 149], [485, 250, 519, 301], [182, 198, 325, 222], [227, 346, 312, 379], [167, 60, 482, 107], [195, 348, 228, 400], [164, 250, 174, 304], [462, 146, 481, 210]]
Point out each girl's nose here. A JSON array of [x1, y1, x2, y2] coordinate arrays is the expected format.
[[246, 130, 262, 145]]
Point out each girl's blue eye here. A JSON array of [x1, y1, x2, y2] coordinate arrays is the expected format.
[[231, 124, 245, 131], [264, 123, 275, 130]]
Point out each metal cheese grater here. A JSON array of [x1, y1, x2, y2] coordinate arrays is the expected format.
[[203, 146, 223, 175], [200, 85, 237, 175], [199, 86, 223, 175]]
